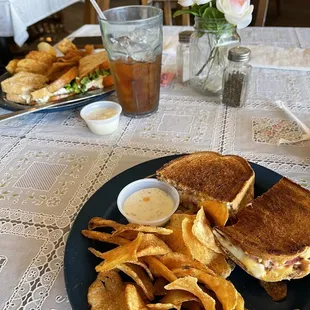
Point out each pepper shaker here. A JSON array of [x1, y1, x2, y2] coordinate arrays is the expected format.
[[222, 47, 252, 107], [176, 31, 193, 84]]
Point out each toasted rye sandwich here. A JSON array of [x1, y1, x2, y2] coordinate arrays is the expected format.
[[31, 67, 79, 104], [75, 51, 111, 92], [213, 177, 310, 282], [1, 71, 48, 105], [156, 152, 255, 224]]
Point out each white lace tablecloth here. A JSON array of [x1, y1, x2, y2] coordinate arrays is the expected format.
[[0, 0, 81, 46], [0, 25, 309, 309]]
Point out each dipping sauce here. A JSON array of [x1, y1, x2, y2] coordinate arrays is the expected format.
[[123, 188, 174, 222], [86, 108, 118, 121]]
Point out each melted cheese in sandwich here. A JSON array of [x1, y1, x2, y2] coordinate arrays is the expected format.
[[53, 88, 70, 96], [214, 231, 310, 281], [85, 76, 104, 91], [36, 95, 50, 105], [20, 94, 31, 104], [214, 231, 266, 279]]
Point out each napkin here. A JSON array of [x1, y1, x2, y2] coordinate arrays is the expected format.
[[10, 3, 29, 46], [247, 45, 310, 71], [276, 100, 310, 145]]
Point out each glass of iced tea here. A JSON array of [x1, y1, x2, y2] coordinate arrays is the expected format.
[[99, 6, 163, 117]]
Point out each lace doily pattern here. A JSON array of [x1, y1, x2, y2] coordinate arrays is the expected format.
[[0, 25, 310, 309], [248, 68, 310, 102], [222, 107, 310, 165], [26, 109, 131, 146], [239, 27, 299, 47], [0, 109, 45, 138], [252, 117, 304, 146], [118, 94, 225, 153]]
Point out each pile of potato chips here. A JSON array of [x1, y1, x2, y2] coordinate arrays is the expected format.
[[6, 38, 95, 82], [82, 207, 244, 310]]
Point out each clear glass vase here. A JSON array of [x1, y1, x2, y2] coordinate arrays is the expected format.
[[189, 17, 241, 97]]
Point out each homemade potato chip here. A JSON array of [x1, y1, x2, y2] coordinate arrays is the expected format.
[[5, 59, 19, 75], [200, 200, 229, 226], [160, 290, 198, 307], [89, 247, 106, 259], [182, 217, 231, 278], [147, 303, 179, 309], [82, 230, 130, 245], [117, 263, 155, 301], [192, 207, 223, 254], [57, 38, 78, 54], [88, 217, 123, 231], [260, 281, 287, 301], [161, 214, 194, 256], [161, 226, 190, 256], [124, 283, 147, 310], [88, 270, 125, 310], [112, 224, 173, 238], [85, 44, 95, 55], [128, 260, 154, 281], [143, 256, 177, 282], [26, 50, 55, 66], [37, 42, 57, 57], [235, 293, 245, 310], [154, 277, 169, 296], [16, 59, 48, 75], [95, 233, 142, 273], [168, 214, 196, 230], [89, 247, 154, 282], [165, 276, 216, 310], [172, 267, 238, 310], [137, 233, 172, 257], [182, 301, 202, 310], [157, 253, 215, 276]]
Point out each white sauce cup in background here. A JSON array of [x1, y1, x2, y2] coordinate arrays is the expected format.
[[117, 179, 180, 226], [80, 101, 122, 135]]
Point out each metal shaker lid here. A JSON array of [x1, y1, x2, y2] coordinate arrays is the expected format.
[[228, 46, 251, 62], [178, 31, 193, 43]]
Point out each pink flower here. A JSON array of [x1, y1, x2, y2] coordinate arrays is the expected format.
[[216, 0, 254, 28]]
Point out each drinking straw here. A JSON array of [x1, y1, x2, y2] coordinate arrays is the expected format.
[[89, 0, 106, 19]]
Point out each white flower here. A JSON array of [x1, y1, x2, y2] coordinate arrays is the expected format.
[[216, 0, 254, 29], [178, 0, 212, 7]]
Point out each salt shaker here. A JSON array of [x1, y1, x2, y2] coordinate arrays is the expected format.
[[176, 31, 193, 84], [222, 47, 252, 107]]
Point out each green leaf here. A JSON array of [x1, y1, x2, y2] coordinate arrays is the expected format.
[[198, 3, 211, 16], [173, 9, 199, 18], [191, 4, 200, 14], [202, 7, 225, 19]]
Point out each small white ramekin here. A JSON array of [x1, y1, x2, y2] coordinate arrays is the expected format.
[[117, 179, 180, 227], [80, 101, 122, 135]]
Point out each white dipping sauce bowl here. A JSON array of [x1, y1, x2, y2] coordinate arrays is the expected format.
[[117, 179, 180, 227], [80, 101, 122, 135]]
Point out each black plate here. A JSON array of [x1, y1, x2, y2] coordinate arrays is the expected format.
[[0, 72, 115, 112], [64, 155, 310, 310]]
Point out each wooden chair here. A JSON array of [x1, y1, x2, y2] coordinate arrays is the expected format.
[[255, 0, 269, 26], [84, 0, 110, 24], [141, 0, 190, 26]]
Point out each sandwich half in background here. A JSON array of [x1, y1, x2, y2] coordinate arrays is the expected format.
[[213, 177, 310, 282], [31, 67, 79, 104], [156, 152, 255, 225], [1, 72, 48, 105], [77, 51, 112, 92], [55, 51, 113, 96]]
